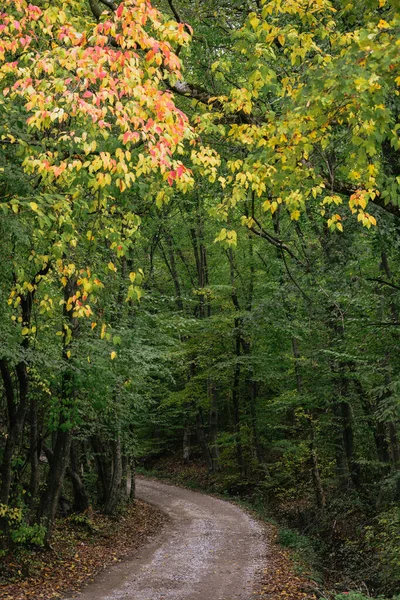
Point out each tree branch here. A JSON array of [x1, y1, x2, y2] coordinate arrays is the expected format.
[[248, 225, 299, 261], [248, 207, 300, 263], [98, 0, 117, 9], [367, 277, 400, 291], [170, 81, 255, 125], [281, 249, 312, 303], [167, 0, 183, 25], [88, 0, 116, 20]]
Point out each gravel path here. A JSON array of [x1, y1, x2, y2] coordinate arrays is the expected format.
[[65, 476, 266, 600]]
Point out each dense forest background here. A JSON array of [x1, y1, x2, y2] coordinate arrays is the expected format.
[[1, 0, 400, 597]]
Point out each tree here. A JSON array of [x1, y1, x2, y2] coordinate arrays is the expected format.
[[0, 0, 198, 542]]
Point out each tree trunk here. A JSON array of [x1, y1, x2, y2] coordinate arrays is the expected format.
[[38, 429, 72, 542], [0, 359, 29, 505], [91, 435, 110, 504], [28, 395, 40, 507], [0, 359, 17, 505], [310, 427, 326, 509], [332, 401, 351, 489], [388, 421, 400, 468], [0, 263, 50, 506], [183, 424, 191, 462], [128, 458, 136, 502], [340, 399, 361, 489], [190, 208, 210, 319], [249, 379, 264, 466], [120, 455, 133, 504], [103, 437, 122, 515], [232, 337, 245, 476], [196, 408, 213, 471], [208, 380, 220, 472], [38, 276, 77, 542], [70, 441, 90, 513], [161, 233, 184, 311], [374, 421, 391, 466]]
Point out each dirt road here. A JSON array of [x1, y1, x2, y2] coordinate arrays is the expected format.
[[65, 476, 266, 600]]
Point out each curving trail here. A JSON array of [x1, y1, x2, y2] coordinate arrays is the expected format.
[[65, 476, 266, 600]]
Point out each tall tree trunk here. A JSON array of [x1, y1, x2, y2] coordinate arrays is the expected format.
[[128, 458, 136, 502], [183, 424, 191, 462], [196, 408, 213, 471], [379, 253, 400, 483], [91, 435, 110, 504], [160, 233, 184, 311], [70, 441, 90, 513], [291, 332, 325, 508], [38, 429, 72, 541], [28, 395, 40, 507], [38, 276, 77, 542], [374, 421, 391, 466], [0, 359, 30, 505], [232, 329, 245, 476], [120, 455, 129, 504], [228, 249, 245, 476], [249, 379, 263, 465], [103, 436, 122, 515], [0, 359, 19, 505], [340, 398, 361, 489], [0, 263, 51, 506], [388, 421, 400, 468], [332, 400, 352, 489], [310, 426, 326, 509], [208, 380, 220, 472], [190, 205, 210, 319]]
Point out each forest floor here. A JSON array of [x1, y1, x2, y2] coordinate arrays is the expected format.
[[0, 498, 166, 600]]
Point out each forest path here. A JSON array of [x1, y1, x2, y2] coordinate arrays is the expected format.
[[65, 476, 266, 600]]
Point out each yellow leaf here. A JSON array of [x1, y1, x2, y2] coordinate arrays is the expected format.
[[30, 202, 38, 212], [249, 16, 260, 29], [108, 262, 117, 272], [110, 351, 117, 360], [358, 196, 367, 210], [263, 200, 271, 211]]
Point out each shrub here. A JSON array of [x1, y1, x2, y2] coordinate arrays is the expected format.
[[0, 503, 46, 549]]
